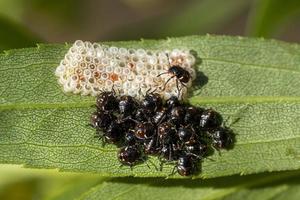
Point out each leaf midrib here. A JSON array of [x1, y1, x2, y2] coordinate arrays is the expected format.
[[0, 142, 114, 152], [1, 96, 299, 111], [1, 135, 298, 153]]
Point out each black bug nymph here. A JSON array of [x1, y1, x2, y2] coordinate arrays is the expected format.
[[144, 134, 160, 155], [119, 95, 138, 117], [119, 117, 137, 133], [165, 96, 181, 110], [199, 108, 222, 130], [118, 145, 144, 168], [210, 127, 234, 150], [134, 122, 156, 140], [184, 106, 203, 127], [157, 54, 191, 96], [159, 143, 182, 162], [176, 154, 199, 176], [157, 122, 177, 145], [124, 131, 137, 146], [152, 107, 167, 125], [90, 111, 116, 130], [169, 105, 186, 127], [96, 91, 119, 112], [141, 92, 163, 114], [184, 139, 209, 158], [177, 126, 197, 145], [102, 121, 124, 144], [135, 108, 149, 122], [157, 122, 181, 163], [90, 87, 236, 176]]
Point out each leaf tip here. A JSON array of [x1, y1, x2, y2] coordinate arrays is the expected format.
[[64, 42, 69, 47], [35, 43, 54, 50], [164, 37, 173, 43], [240, 171, 247, 176], [36, 43, 41, 49], [2, 50, 10, 56]]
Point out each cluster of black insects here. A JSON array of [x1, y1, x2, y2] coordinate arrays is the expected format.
[[90, 90, 235, 176]]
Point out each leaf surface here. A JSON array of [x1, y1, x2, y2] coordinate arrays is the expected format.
[[247, 0, 300, 38], [77, 171, 300, 200], [1, 166, 299, 200], [0, 35, 299, 178], [0, 15, 41, 51]]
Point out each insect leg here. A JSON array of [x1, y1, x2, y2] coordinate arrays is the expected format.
[[176, 79, 183, 99], [161, 75, 175, 91]]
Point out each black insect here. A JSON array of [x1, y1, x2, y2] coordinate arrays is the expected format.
[[102, 121, 124, 144], [134, 122, 156, 140], [152, 107, 167, 125], [119, 95, 138, 117], [157, 122, 177, 145], [199, 109, 222, 130], [144, 134, 160, 155], [165, 96, 181, 110], [124, 131, 137, 146], [169, 106, 186, 127], [90, 111, 116, 130], [175, 154, 199, 176], [177, 126, 197, 145], [90, 88, 236, 177], [118, 145, 143, 168], [119, 117, 137, 133], [210, 127, 234, 150], [159, 143, 182, 162], [141, 92, 163, 114], [184, 140, 208, 158], [157, 54, 191, 96], [96, 91, 119, 112], [184, 106, 203, 127], [135, 108, 149, 122], [157, 121, 180, 164]]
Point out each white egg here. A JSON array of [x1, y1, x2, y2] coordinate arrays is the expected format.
[[55, 40, 196, 100]]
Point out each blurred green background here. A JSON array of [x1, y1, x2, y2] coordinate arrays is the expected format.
[[0, 0, 300, 199], [0, 0, 299, 52]]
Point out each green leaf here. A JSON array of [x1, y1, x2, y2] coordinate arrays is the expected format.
[[0, 0, 82, 25], [108, 0, 250, 39], [73, 171, 300, 200], [1, 166, 299, 200], [159, 0, 250, 36], [0, 35, 300, 178], [223, 172, 300, 200], [0, 0, 25, 22], [0, 165, 104, 200], [0, 15, 41, 51], [247, 0, 300, 37]]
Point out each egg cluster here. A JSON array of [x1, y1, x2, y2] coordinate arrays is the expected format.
[[55, 40, 196, 100], [90, 91, 235, 176]]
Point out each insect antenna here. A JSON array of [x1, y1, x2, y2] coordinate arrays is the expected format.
[[161, 75, 176, 91], [157, 71, 169, 77]]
